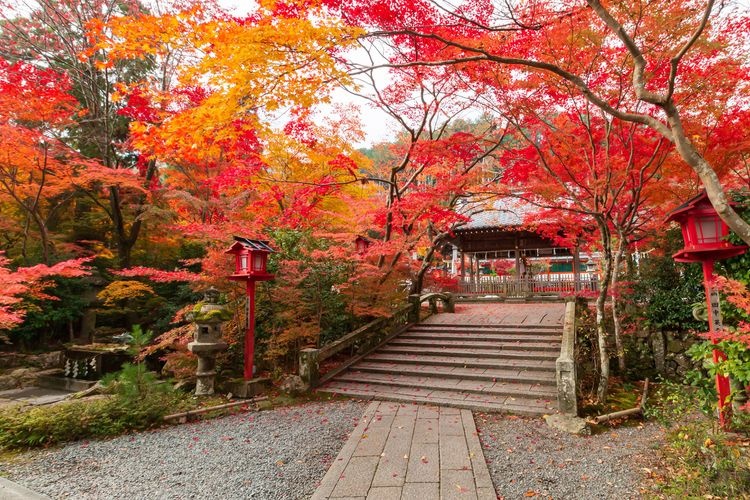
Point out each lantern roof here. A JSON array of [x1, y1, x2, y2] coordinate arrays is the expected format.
[[665, 190, 738, 224], [225, 236, 275, 254]]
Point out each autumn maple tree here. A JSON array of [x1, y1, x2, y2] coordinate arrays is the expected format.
[[331, 0, 750, 245], [0, 253, 89, 336], [495, 98, 683, 399]]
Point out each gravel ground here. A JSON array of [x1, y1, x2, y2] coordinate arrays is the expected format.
[[476, 413, 664, 499], [1, 400, 367, 500]]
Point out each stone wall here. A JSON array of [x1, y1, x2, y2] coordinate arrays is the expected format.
[[626, 328, 700, 379], [0, 352, 63, 390]]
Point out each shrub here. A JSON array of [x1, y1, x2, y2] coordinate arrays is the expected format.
[[658, 420, 750, 497], [0, 391, 187, 450]]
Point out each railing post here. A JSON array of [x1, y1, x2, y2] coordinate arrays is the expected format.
[[408, 294, 421, 323], [444, 293, 455, 313], [429, 297, 438, 314], [556, 299, 578, 416], [299, 348, 320, 387]]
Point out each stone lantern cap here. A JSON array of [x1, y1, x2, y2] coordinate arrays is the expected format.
[[190, 287, 232, 324]]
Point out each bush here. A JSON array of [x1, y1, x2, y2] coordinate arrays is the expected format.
[[644, 381, 750, 497], [0, 325, 195, 451], [658, 420, 750, 498], [0, 391, 188, 450]]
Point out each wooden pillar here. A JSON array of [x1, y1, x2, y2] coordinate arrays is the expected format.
[[469, 253, 475, 285], [573, 246, 581, 292], [460, 250, 465, 279]]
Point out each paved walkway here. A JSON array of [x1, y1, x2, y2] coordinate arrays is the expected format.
[[423, 302, 565, 326], [313, 401, 495, 499]]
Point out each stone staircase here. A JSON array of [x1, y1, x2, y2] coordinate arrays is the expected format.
[[318, 320, 561, 416]]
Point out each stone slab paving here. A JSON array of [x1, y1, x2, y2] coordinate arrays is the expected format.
[[313, 401, 496, 500], [422, 302, 565, 326]]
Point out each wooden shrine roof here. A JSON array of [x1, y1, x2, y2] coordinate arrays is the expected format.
[[448, 198, 572, 255]]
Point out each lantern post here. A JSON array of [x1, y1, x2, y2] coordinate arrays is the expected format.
[[666, 191, 747, 429], [226, 236, 275, 382]]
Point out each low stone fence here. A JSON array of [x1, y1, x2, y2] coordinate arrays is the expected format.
[[556, 300, 578, 416], [299, 305, 412, 387], [299, 293, 454, 387]]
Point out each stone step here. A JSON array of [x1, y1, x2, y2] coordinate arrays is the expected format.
[[354, 361, 556, 385], [399, 331, 562, 343], [389, 338, 560, 352], [409, 325, 562, 335], [377, 345, 558, 361], [365, 352, 557, 370], [415, 323, 561, 330], [337, 371, 557, 399], [318, 381, 555, 416]]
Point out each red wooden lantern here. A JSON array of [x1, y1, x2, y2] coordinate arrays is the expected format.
[[226, 237, 274, 279], [666, 191, 747, 429], [355, 235, 370, 254], [226, 236, 275, 380], [666, 191, 746, 263]]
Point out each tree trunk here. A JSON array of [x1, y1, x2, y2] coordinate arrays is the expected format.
[[410, 248, 435, 295], [612, 234, 626, 373], [595, 218, 614, 403], [30, 208, 51, 265]]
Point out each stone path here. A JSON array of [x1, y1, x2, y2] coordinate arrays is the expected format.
[[313, 401, 495, 500]]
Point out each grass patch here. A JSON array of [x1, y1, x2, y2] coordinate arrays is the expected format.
[[643, 381, 750, 498]]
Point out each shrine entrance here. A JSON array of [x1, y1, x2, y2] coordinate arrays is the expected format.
[[444, 226, 598, 297]]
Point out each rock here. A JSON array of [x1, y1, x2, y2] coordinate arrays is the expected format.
[[543, 414, 591, 436], [0, 367, 42, 388], [0, 353, 24, 369], [279, 375, 308, 396], [0, 374, 18, 390], [666, 340, 684, 353], [651, 332, 665, 374], [9, 367, 34, 378], [675, 354, 690, 368], [174, 379, 196, 393], [36, 351, 63, 369]]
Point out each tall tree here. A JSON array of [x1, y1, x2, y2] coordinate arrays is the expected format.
[[0, 0, 173, 267], [498, 103, 675, 401]]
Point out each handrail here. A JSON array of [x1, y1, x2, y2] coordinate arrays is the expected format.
[[299, 292, 455, 388], [451, 276, 599, 297], [318, 305, 410, 360], [299, 304, 414, 387]]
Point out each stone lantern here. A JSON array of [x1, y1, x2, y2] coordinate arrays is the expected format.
[[187, 288, 229, 396]]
